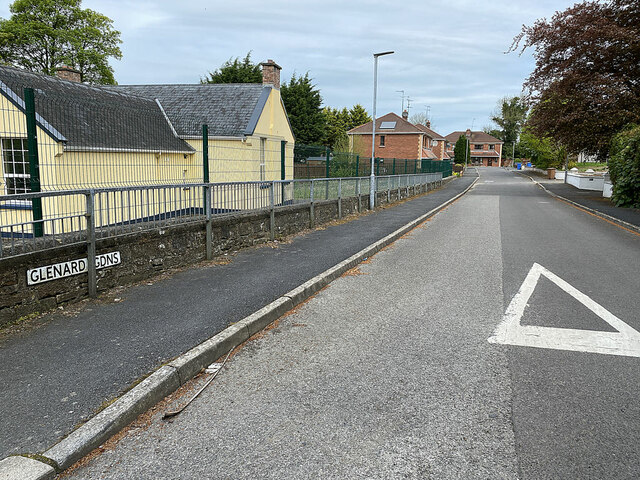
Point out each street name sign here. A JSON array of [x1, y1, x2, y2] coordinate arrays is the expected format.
[[27, 251, 121, 285]]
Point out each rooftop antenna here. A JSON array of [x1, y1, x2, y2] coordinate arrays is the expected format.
[[426, 105, 431, 121], [396, 90, 406, 112], [471, 118, 476, 131], [406, 96, 412, 113]]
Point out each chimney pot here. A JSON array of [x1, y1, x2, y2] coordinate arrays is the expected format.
[[402, 110, 408, 120], [426, 120, 431, 128], [261, 59, 282, 89], [56, 65, 82, 83]]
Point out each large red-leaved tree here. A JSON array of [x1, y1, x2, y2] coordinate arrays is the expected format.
[[512, 0, 640, 156]]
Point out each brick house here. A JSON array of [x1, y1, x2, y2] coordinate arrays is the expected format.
[[445, 129, 503, 166], [347, 112, 448, 162]]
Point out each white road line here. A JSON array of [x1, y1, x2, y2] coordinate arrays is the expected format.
[[488, 263, 640, 358]]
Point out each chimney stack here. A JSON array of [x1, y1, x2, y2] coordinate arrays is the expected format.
[[56, 65, 82, 83], [402, 110, 409, 120], [426, 120, 431, 128], [261, 59, 282, 89]]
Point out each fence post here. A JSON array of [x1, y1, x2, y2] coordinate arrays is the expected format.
[[205, 185, 212, 260], [24, 88, 43, 237], [338, 178, 342, 219], [392, 158, 396, 175], [281, 140, 286, 205], [85, 190, 97, 298], [310, 179, 315, 228], [356, 177, 361, 213], [376, 157, 380, 176], [325, 147, 330, 200], [269, 181, 275, 241], [355, 155, 359, 177], [414, 160, 417, 174], [202, 124, 209, 183]]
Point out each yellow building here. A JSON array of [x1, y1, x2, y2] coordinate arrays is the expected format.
[[0, 60, 294, 237]]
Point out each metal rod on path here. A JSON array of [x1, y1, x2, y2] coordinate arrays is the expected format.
[[162, 347, 234, 419]]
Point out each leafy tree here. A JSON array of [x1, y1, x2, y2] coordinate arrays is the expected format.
[[323, 104, 372, 149], [518, 127, 564, 169], [608, 125, 640, 207], [281, 73, 325, 145], [511, 0, 640, 155], [0, 0, 122, 84], [454, 135, 470, 165], [200, 51, 262, 84], [323, 107, 349, 149], [490, 96, 528, 157]]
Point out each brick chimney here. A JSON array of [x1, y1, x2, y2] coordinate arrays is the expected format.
[[260, 59, 281, 89], [426, 120, 431, 128], [402, 110, 409, 120], [56, 65, 82, 82]]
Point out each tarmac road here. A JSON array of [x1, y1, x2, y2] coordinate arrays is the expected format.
[[0, 175, 476, 460], [65, 167, 640, 479]]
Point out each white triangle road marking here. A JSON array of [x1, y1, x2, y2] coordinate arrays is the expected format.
[[488, 263, 640, 358]]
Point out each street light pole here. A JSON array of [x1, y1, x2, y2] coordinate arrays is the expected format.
[[371, 50, 394, 210]]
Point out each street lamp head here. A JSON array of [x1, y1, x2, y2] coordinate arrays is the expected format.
[[374, 51, 394, 57]]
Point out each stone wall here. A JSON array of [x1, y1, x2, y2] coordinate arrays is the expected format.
[[0, 181, 444, 326]]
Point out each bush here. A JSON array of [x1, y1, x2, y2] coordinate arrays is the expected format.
[[609, 125, 640, 207]]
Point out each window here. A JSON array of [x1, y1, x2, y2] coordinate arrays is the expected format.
[[474, 144, 483, 150], [489, 144, 495, 150], [259, 137, 266, 181], [2, 138, 30, 195], [379, 135, 386, 147]]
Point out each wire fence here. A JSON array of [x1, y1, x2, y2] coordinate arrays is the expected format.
[[293, 144, 453, 179], [0, 173, 443, 259]]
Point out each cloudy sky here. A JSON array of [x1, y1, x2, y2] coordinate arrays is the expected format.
[[2, 0, 575, 135]]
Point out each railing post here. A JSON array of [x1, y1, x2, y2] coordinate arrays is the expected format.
[[202, 123, 211, 246], [281, 140, 286, 205], [86, 190, 97, 298], [357, 177, 361, 213], [269, 181, 275, 241], [24, 88, 43, 237], [205, 184, 212, 260], [338, 178, 342, 219], [325, 147, 330, 200], [310, 179, 315, 228], [387, 176, 390, 204]]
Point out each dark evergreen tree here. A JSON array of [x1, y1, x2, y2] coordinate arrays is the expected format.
[[201, 52, 262, 84], [281, 73, 325, 145], [454, 135, 470, 165]]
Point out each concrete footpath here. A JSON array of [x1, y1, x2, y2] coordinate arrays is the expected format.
[[63, 167, 518, 479], [519, 170, 640, 230], [0, 174, 476, 466]]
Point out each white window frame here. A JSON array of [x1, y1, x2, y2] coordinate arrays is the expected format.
[[2, 138, 31, 205]]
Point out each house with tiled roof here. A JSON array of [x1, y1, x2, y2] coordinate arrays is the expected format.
[[414, 121, 448, 161], [0, 60, 294, 235], [445, 129, 503, 166], [347, 111, 450, 164]]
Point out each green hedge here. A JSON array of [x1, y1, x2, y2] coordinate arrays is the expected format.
[[609, 125, 640, 208]]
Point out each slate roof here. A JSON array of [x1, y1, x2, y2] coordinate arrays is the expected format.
[[348, 113, 423, 135], [445, 131, 503, 144], [0, 66, 193, 153], [107, 84, 271, 138]]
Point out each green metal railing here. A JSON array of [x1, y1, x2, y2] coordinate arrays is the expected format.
[[294, 145, 453, 179]]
